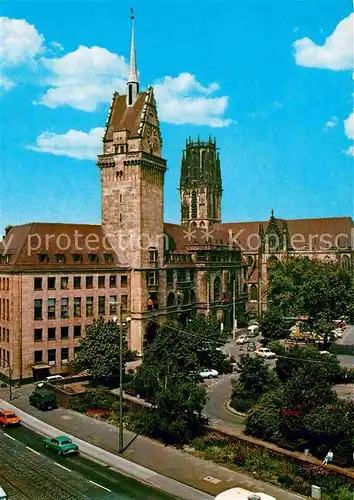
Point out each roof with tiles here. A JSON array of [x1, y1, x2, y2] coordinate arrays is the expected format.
[[104, 91, 148, 142], [0, 223, 128, 270]]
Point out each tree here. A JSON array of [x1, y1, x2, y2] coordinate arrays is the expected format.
[[231, 355, 277, 412], [257, 309, 289, 343], [186, 315, 227, 371], [245, 389, 284, 440], [72, 317, 131, 383], [268, 258, 354, 322], [275, 345, 342, 384]]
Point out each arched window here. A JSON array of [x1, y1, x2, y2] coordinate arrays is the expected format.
[[341, 255, 350, 269], [247, 255, 254, 267], [250, 284, 258, 301], [213, 276, 221, 302], [191, 190, 197, 219], [167, 292, 175, 308]]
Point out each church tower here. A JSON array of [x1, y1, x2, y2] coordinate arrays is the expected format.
[[98, 11, 167, 353], [180, 137, 222, 228]]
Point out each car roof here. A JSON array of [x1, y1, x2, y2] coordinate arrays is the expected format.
[[1, 410, 18, 416], [54, 435, 71, 442]]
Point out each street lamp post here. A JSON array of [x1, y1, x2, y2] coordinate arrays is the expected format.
[[3, 359, 13, 401], [112, 304, 131, 454]]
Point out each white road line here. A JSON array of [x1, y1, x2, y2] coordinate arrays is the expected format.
[[54, 462, 71, 472], [26, 446, 40, 455], [89, 480, 111, 492], [3, 433, 16, 441]]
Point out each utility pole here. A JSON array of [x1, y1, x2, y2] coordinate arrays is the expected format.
[[232, 279, 236, 340]]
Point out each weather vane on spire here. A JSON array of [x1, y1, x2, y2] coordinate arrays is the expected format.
[[130, 7, 134, 20]]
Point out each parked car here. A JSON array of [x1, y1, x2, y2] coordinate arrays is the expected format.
[[43, 435, 78, 455], [44, 375, 65, 383], [247, 325, 259, 337], [199, 368, 219, 379], [247, 342, 257, 352], [236, 336, 249, 345], [29, 387, 57, 410], [0, 486, 7, 500], [255, 348, 276, 359], [0, 409, 21, 427]]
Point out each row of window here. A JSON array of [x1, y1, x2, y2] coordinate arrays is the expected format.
[[34, 347, 77, 365], [37, 253, 114, 265], [34, 295, 128, 320], [34, 275, 128, 291], [0, 278, 10, 292], [0, 350, 10, 367], [0, 299, 10, 321], [34, 325, 82, 342], [0, 328, 9, 343]]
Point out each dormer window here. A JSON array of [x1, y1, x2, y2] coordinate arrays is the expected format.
[[88, 254, 99, 263], [55, 254, 66, 264], [104, 253, 114, 264], [72, 254, 83, 264], [38, 254, 49, 263], [2, 254, 12, 264]]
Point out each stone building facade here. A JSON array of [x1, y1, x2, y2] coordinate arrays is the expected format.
[[0, 16, 352, 382]]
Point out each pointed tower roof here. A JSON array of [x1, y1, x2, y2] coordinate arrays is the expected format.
[[128, 8, 138, 84]]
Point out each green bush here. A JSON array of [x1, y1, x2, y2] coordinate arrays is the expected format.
[[278, 474, 294, 487], [69, 388, 119, 413], [230, 396, 252, 413]]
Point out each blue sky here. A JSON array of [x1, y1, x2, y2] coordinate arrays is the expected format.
[[1, 0, 353, 233]]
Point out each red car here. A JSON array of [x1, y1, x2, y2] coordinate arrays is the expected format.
[[0, 409, 21, 427]]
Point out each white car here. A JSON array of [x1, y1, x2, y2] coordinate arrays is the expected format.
[[255, 348, 276, 359], [0, 486, 7, 500], [215, 487, 276, 500], [319, 350, 331, 355], [44, 375, 65, 383], [236, 336, 249, 345], [199, 368, 219, 379]]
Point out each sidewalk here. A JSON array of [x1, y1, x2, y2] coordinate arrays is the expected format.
[[0, 385, 305, 500]]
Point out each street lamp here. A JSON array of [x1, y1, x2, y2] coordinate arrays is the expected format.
[[112, 305, 131, 454]]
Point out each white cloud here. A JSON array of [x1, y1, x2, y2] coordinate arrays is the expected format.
[[0, 17, 44, 66], [293, 13, 353, 70], [324, 116, 339, 129], [0, 75, 15, 92], [344, 112, 354, 139], [29, 127, 104, 160], [344, 146, 354, 156], [38, 46, 128, 111], [154, 73, 232, 127]]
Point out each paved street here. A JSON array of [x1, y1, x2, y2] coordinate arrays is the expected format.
[[337, 325, 354, 345], [0, 425, 175, 500], [204, 374, 245, 428]]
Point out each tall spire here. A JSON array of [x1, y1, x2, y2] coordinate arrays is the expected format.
[[127, 8, 139, 105]]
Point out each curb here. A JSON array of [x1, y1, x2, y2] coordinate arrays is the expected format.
[[0, 398, 213, 500], [224, 400, 247, 418]]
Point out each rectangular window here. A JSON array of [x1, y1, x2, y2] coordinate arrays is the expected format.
[[109, 296, 117, 314], [86, 297, 93, 317], [147, 271, 158, 286], [72, 254, 83, 264], [149, 250, 158, 263], [61, 277, 69, 289], [74, 346, 80, 356], [61, 298, 69, 319], [104, 254, 114, 264], [86, 276, 93, 289], [38, 254, 49, 263], [74, 297, 81, 318], [73, 325, 81, 338], [88, 254, 99, 263], [48, 277, 56, 290], [61, 326, 69, 339], [73, 277, 81, 289], [109, 275, 117, 287], [34, 299, 42, 320], [98, 276, 105, 288], [34, 277, 42, 291], [98, 296, 105, 315], [121, 275, 128, 288], [34, 350, 43, 363], [48, 298, 56, 319], [6, 330, 9, 343], [48, 328, 56, 341], [121, 294, 128, 312], [48, 349, 56, 365], [55, 254, 66, 263], [167, 270, 173, 284], [34, 328, 42, 342], [61, 347, 69, 364]]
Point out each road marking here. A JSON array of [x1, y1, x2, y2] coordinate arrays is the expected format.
[[3, 433, 16, 441], [89, 480, 111, 492], [54, 462, 71, 472], [26, 446, 40, 455], [203, 476, 221, 484]]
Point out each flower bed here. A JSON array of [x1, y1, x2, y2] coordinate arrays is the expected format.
[[190, 431, 354, 500]]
